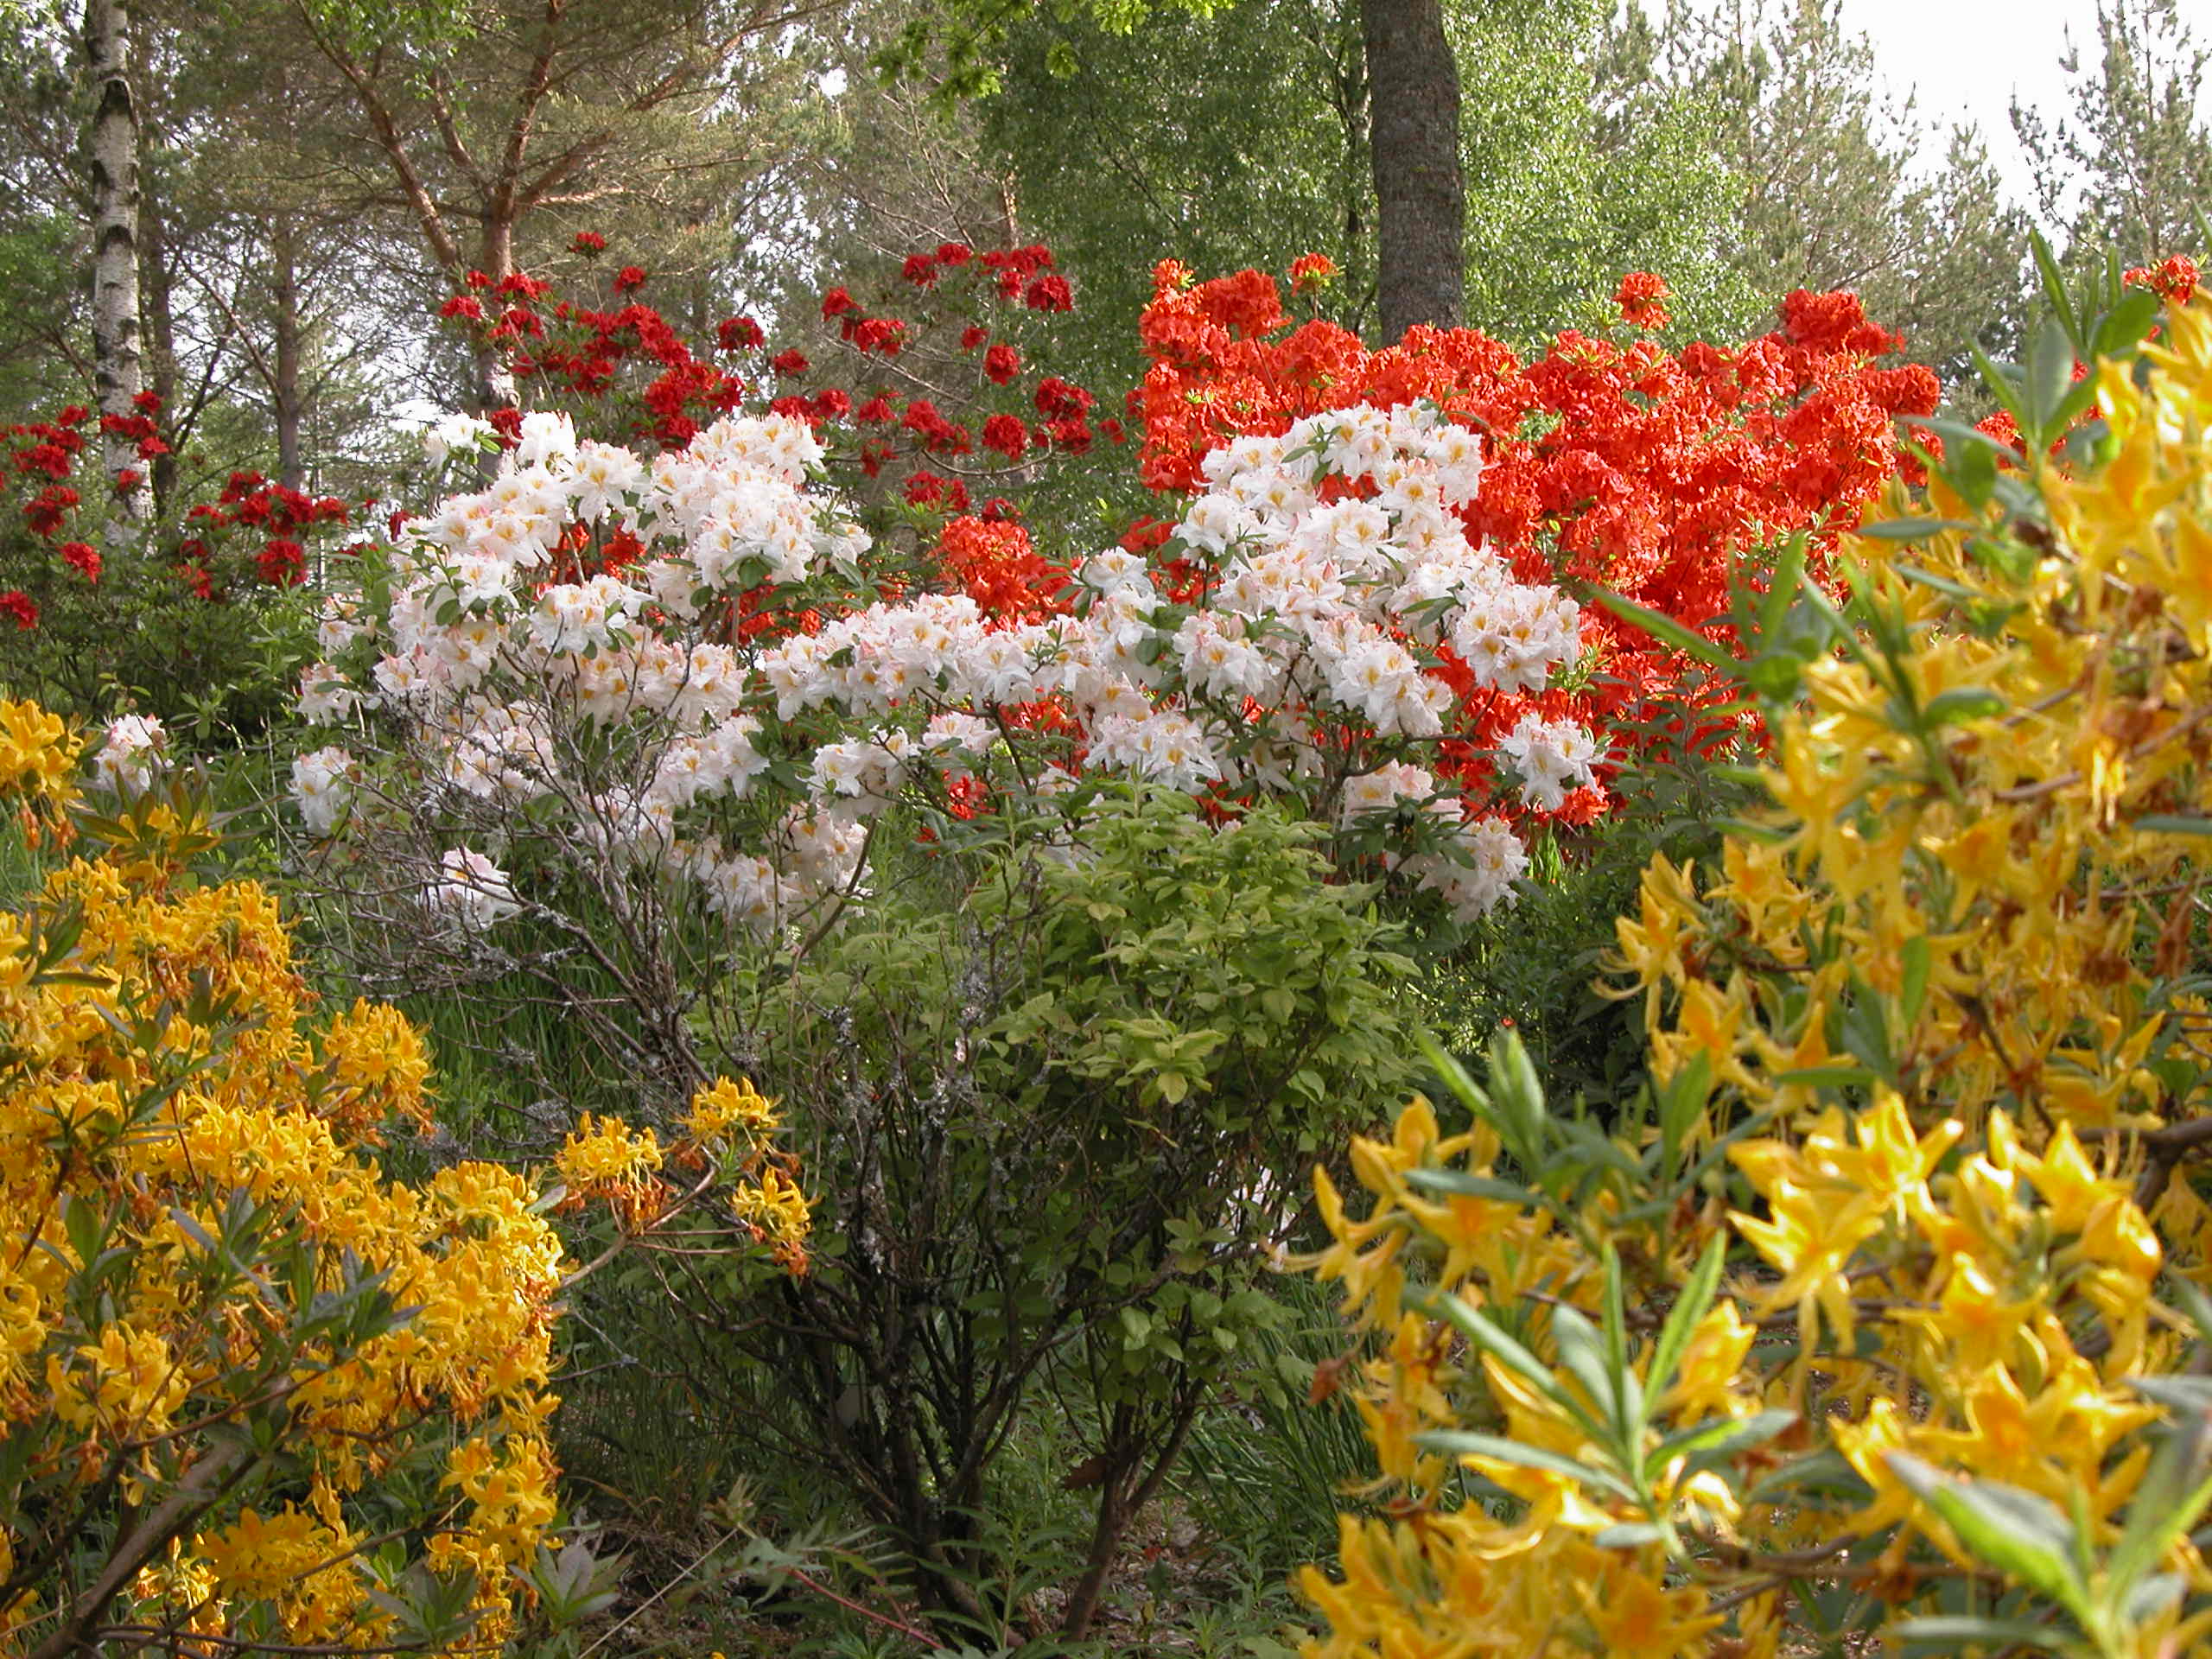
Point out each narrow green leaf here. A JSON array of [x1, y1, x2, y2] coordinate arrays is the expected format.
[[1893, 1615, 2068, 1652], [1899, 936, 1932, 1030], [1592, 1522, 1669, 1550], [1548, 1304, 1621, 1441], [1585, 588, 1735, 670], [1420, 1292, 1596, 1433], [1646, 1409, 1796, 1487], [2031, 230, 2083, 352], [1417, 1431, 1637, 1503], [2137, 815, 2212, 837], [1887, 1454, 2092, 1622], [1644, 1236, 1726, 1408], [1922, 688, 2008, 727], [1402, 1167, 1541, 1206]]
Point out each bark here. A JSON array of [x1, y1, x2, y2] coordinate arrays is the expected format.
[[271, 218, 305, 490], [1360, 0, 1465, 341], [85, 0, 150, 520]]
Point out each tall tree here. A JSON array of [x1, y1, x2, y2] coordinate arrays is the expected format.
[[2015, 0, 2212, 269], [281, 0, 829, 409], [83, 0, 149, 517], [1363, 0, 1461, 335], [1637, 0, 2031, 377]]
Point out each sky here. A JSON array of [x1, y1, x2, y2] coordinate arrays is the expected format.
[[1829, 0, 2091, 207]]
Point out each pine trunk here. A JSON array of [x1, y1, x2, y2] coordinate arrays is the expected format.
[[1361, 0, 1465, 341], [85, 0, 149, 520], [272, 219, 306, 491]]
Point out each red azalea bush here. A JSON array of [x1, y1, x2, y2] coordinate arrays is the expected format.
[[435, 240, 1128, 555], [0, 397, 347, 725], [1132, 258, 1942, 756]]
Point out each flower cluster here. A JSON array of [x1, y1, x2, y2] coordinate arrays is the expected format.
[[299, 387, 1613, 927], [0, 701, 807, 1650], [1134, 259, 1941, 753], [1295, 291, 2212, 1656]]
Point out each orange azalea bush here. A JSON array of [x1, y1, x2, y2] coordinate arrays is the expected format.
[[0, 702, 804, 1656], [1297, 273, 2212, 1657]]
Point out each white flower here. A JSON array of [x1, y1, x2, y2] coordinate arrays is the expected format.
[[1498, 714, 1605, 812], [425, 847, 521, 929], [423, 411, 497, 469], [94, 715, 167, 792], [290, 746, 357, 835]]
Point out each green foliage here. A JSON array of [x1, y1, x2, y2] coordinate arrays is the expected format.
[[0, 543, 317, 739], [569, 789, 1419, 1642]]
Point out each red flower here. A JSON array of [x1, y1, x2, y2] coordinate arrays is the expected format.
[[1033, 376, 1093, 419], [820, 286, 861, 320], [982, 412, 1029, 460], [1024, 274, 1073, 312], [983, 343, 1022, 385], [613, 265, 648, 293], [717, 315, 766, 353], [852, 317, 907, 356], [60, 541, 100, 582], [905, 471, 969, 512], [257, 538, 306, 586], [0, 590, 35, 630], [771, 349, 810, 377], [572, 230, 607, 254], [1289, 252, 1338, 292], [959, 324, 990, 352], [901, 252, 939, 287], [25, 484, 79, 536], [855, 395, 898, 424], [936, 242, 974, 266], [1615, 271, 1670, 330], [2123, 255, 2200, 304]]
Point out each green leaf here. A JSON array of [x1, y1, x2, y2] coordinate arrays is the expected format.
[[1644, 1236, 1726, 1408], [1402, 1167, 1541, 1205], [1858, 518, 1978, 541], [1899, 935, 1932, 1029], [1548, 1303, 1621, 1441], [2031, 230, 2083, 353], [1416, 1431, 1637, 1503], [1585, 588, 1735, 671], [1592, 1522, 1669, 1550], [1771, 1065, 1878, 1090], [1893, 1615, 2069, 1653], [1647, 1408, 1796, 1488], [1922, 688, 2008, 727], [2137, 815, 2212, 837], [1886, 1454, 2092, 1622], [2025, 323, 2076, 439], [1414, 1031, 1491, 1117], [1421, 1292, 1597, 1434]]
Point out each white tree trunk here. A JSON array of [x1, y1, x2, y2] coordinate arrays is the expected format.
[[86, 0, 149, 523]]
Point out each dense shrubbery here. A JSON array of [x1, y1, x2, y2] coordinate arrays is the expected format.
[[14, 222, 2212, 1657], [1295, 266, 2212, 1657], [0, 701, 803, 1655]]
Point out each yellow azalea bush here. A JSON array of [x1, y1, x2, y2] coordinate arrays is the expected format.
[[1297, 280, 2212, 1657], [0, 702, 805, 1656]]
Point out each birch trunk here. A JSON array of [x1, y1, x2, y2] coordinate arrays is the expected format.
[[85, 0, 149, 522]]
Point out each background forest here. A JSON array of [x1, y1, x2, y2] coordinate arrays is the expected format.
[[4, 2, 2212, 1657]]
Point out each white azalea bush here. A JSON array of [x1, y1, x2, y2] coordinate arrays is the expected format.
[[286, 402, 1601, 975]]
